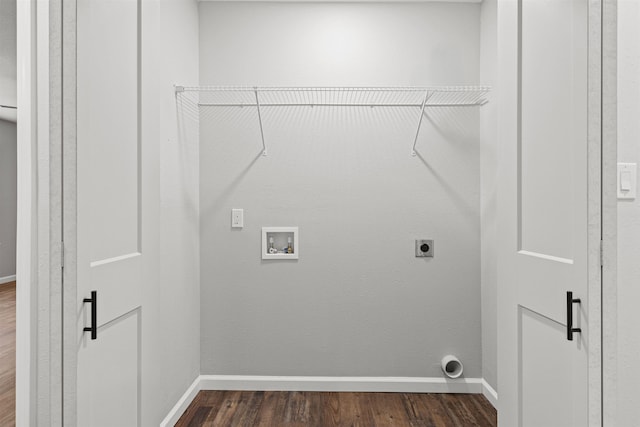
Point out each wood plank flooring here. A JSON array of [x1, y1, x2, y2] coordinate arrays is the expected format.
[[176, 390, 497, 427], [0, 282, 15, 426]]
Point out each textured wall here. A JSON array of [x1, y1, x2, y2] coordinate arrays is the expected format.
[[617, 1, 640, 424], [0, 0, 16, 108], [141, 0, 200, 424], [198, 2, 483, 379]]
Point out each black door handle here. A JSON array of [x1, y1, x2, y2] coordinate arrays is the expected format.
[[566, 291, 581, 341], [83, 291, 97, 340]]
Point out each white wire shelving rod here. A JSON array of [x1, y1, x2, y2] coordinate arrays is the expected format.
[[179, 86, 489, 104], [412, 90, 432, 157], [254, 88, 267, 156], [195, 102, 486, 107], [174, 85, 490, 156], [177, 85, 490, 91]]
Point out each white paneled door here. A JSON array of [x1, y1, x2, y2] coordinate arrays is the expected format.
[[498, 0, 591, 426], [76, 0, 143, 425]]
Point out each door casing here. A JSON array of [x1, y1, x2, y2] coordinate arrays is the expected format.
[[602, 0, 618, 425], [16, 0, 65, 425]]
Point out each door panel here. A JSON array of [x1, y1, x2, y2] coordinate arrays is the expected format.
[[81, 0, 140, 264], [89, 255, 141, 324], [520, 0, 586, 263], [78, 0, 142, 322], [519, 307, 573, 427], [518, 0, 588, 323], [498, 0, 591, 425], [77, 311, 140, 427], [77, 0, 143, 425]]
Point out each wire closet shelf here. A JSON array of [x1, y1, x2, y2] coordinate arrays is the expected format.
[[175, 85, 491, 156]]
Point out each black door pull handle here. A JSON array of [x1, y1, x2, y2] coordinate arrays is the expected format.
[[83, 291, 97, 340], [566, 291, 581, 341]]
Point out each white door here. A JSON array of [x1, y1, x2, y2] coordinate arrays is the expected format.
[[498, 0, 590, 426], [76, 0, 143, 425]]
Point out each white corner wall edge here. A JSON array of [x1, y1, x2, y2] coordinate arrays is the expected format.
[[481, 379, 498, 409], [159, 376, 202, 427], [162, 375, 495, 426], [0, 275, 16, 285]]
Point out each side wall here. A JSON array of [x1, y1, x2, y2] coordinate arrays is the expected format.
[[198, 2, 484, 379], [480, 0, 498, 393], [616, 1, 639, 425], [0, 0, 17, 108], [141, 0, 200, 424], [0, 119, 17, 281]]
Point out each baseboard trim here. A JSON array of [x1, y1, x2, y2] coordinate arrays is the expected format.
[[481, 379, 498, 409], [0, 275, 16, 285], [159, 376, 201, 427], [162, 374, 492, 425], [199, 375, 484, 394]]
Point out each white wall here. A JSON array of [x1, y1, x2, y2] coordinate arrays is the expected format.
[[198, 2, 483, 379], [617, 1, 640, 424], [0, 0, 17, 110], [0, 0, 17, 280], [141, 0, 200, 424], [480, 0, 497, 393], [0, 119, 16, 281]]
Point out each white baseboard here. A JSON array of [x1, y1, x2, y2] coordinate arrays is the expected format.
[[160, 376, 201, 427], [0, 275, 16, 285], [199, 375, 483, 394], [162, 374, 494, 425], [481, 379, 498, 409]]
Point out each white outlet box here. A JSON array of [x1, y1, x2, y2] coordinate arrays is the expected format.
[[618, 163, 637, 200], [231, 209, 243, 228]]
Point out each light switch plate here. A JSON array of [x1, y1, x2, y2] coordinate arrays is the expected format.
[[618, 163, 637, 200], [231, 209, 243, 228]]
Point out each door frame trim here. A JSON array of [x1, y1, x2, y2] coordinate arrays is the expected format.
[[16, 0, 66, 424], [15, 0, 37, 423], [61, 0, 79, 423], [601, 0, 617, 425], [587, 0, 605, 425]]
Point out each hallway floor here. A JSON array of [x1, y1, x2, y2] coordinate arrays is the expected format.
[[0, 282, 15, 426], [176, 390, 497, 426]]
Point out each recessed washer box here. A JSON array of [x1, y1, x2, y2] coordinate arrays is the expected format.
[[262, 227, 299, 260]]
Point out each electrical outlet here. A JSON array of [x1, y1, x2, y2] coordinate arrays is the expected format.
[[415, 239, 434, 257], [231, 209, 243, 228]]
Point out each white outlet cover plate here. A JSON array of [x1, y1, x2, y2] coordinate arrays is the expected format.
[[618, 163, 637, 200], [232, 208, 244, 228]]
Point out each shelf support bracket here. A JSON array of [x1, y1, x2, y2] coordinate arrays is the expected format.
[[254, 88, 267, 156], [411, 90, 432, 156]]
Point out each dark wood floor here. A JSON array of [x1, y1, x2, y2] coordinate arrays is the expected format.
[[0, 282, 15, 426], [176, 390, 497, 427]]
